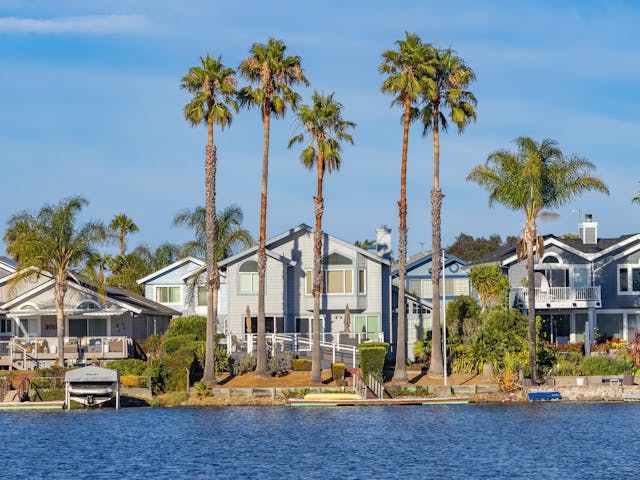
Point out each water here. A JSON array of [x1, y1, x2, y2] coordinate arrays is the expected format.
[[2, 403, 638, 479]]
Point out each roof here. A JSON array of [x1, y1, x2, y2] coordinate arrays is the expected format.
[[136, 256, 205, 285], [0, 256, 17, 270], [391, 250, 467, 277], [470, 233, 640, 266], [65, 366, 119, 383], [219, 224, 391, 268]]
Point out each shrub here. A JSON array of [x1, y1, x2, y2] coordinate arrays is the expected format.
[[292, 358, 312, 371], [193, 381, 212, 397], [331, 363, 346, 386], [232, 353, 256, 375], [163, 334, 199, 355], [107, 359, 147, 377], [359, 342, 389, 382], [166, 315, 207, 339], [580, 355, 634, 376], [269, 352, 293, 376], [279, 388, 310, 400], [150, 345, 201, 393]]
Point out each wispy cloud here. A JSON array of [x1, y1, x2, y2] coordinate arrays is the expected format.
[[0, 15, 152, 35]]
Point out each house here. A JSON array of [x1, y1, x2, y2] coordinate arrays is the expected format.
[[472, 214, 640, 346], [0, 261, 178, 370], [218, 224, 392, 342], [136, 256, 228, 329]]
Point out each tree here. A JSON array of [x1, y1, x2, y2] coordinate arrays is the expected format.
[[288, 91, 355, 383], [467, 136, 609, 382], [469, 264, 510, 311], [354, 239, 375, 249], [181, 53, 238, 383], [446, 233, 515, 262], [173, 205, 254, 306], [239, 37, 308, 377], [421, 47, 477, 378], [109, 213, 139, 256], [4, 197, 105, 365], [380, 32, 433, 383]]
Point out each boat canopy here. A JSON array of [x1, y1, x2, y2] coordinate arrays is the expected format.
[[65, 366, 119, 383]]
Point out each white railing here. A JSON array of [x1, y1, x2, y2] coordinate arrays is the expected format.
[[513, 286, 601, 305], [225, 331, 384, 368]]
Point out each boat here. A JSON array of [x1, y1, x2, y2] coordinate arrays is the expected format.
[[64, 366, 120, 408]]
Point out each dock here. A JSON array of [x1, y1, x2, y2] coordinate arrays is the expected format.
[[0, 401, 64, 410], [286, 397, 469, 407]]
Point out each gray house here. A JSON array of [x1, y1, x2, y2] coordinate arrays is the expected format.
[[218, 224, 392, 343], [0, 261, 178, 369], [137, 256, 228, 329], [474, 215, 640, 346]]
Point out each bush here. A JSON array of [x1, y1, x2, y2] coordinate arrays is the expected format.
[[269, 352, 293, 376], [166, 315, 207, 339], [232, 353, 256, 375], [150, 345, 201, 393], [193, 381, 212, 397], [292, 358, 312, 371], [107, 359, 147, 377], [580, 355, 634, 376], [359, 342, 389, 382], [331, 363, 346, 386], [163, 334, 199, 355]]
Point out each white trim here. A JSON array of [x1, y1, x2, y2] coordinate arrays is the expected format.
[[304, 268, 354, 296], [136, 256, 205, 285], [1, 279, 56, 309], [358, 268, 367, 295], [540, 252, 563, 264], [0, 266, 49, 286], [154, 285, 182, 305], [616, 264, 640, 295], [76, 299, 102, 310]]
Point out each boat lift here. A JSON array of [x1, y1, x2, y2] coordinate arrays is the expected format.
[[64, 366, 120, 409]]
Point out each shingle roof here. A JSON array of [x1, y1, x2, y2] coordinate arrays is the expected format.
[[0, 256, 17, 268]]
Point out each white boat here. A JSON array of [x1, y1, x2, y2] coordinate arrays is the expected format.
[[64, 366, 120, 408]]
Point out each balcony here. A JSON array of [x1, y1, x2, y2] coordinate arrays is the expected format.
[[511, 286, 601, 310]]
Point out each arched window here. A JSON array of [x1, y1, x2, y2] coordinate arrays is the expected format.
[[19, 303, 37, 311], [239, 260, 259, 293], [542, 254, 562, 264], [77, 300, 101, 310]]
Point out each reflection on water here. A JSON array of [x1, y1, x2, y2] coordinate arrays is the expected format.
[[2, 403, 639, 479]]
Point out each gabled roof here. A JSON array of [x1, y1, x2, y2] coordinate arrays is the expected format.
[[471, 233, 640, 266], [136, 256, 205, 285], [0, 256, 17, 271], [391, 251, 467, 277], [2, 272, 179, 316], [218, 224, 391, 268]]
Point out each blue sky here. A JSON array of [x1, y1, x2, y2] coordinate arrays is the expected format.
[[1, 0, 639, 257]]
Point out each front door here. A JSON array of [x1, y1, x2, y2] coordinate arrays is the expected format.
[[69, 318, 87, 338]]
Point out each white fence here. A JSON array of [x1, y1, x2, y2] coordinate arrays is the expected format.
[[513, 286, 601, 305]]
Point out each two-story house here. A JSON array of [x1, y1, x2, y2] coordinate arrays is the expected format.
[[473, 215, 640, 346]]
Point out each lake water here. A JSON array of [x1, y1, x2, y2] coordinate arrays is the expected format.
[[2, 403, 638, 479]]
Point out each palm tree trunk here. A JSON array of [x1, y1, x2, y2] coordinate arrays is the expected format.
[[256, 99, 271, 378], [54, 272, 67, 366], [203, 141, 218, 384], [392, 96, 411, 383], [525, 221, 538, 383], [311, 151, 324, 384], [119, 233, 125, 256], [428, 105, 444, 377]]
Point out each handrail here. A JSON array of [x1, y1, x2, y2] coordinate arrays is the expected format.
[[367, 374, 387, 399], [12, 375, 31, 402], [351, 372, 368, 399], [0, 376, 9, 403]]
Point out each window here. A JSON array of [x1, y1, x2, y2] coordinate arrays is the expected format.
[[197, 286, 208, 306], [0, 318, 12, 334], [618, 266, 640, 294], [358, 269, 366, 295], [239, 261, 259, 293], [19, 304, 37, 311], [77, 300, 100, 310], [156, 286, 181, 303], [305, 270, 353, 295]]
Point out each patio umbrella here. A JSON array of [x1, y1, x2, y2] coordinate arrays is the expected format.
[[245, 306, 252, 333], [343, 304, 350, 333]]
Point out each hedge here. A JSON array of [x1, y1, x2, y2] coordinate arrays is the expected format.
[[359, 342, 389, 382], [292, 358, 312, 371]]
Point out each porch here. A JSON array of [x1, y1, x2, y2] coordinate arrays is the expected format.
[[0, 336, 132, 370], [512, 286, 601, 309]]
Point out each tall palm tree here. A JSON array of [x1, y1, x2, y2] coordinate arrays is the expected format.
[[4, 197, 105, 365], [239, 37, 308, 377], [380, 32, 433, 382], [109, 213, 139, 256], [420, 48, 477, 377], [467, 136, 609, 382], [288, 91, 355, 383], [181, 54, 237, 383]]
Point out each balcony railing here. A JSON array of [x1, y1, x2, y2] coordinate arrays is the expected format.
[[512, 286, 601, 307]]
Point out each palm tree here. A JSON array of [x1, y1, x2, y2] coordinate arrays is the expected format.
[[108, 243, 181, 294], [420, 47, 477, 377], [4, 197, 105, 365], [288, 91, 355, 383], [380, 32, 433, 382], [467, 136, 609, 382], [239, 37, 308, 377], [109, 213, 139, 256], [181, 53, 237, 383], [81, 252, 113, 301]]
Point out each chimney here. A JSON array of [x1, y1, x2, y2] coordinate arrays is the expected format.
[[579, 214, 598, 245], [375, 225, 392, 259]]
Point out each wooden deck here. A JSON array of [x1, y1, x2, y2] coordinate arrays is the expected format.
[[286, 397, 470, 407]]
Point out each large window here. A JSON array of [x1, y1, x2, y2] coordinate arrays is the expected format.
[[0, 318, 12, 334], [156, 286, 181, 303], [618, 266, 640, 294], [407, 278, 469, 298], [239, 261, 259, 294], [305, 270, 353, 295]]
